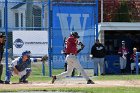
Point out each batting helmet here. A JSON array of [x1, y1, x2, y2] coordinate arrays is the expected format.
[[71, 32, 80, 38]]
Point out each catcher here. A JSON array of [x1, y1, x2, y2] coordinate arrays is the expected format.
[[5, 50, 48, 84]]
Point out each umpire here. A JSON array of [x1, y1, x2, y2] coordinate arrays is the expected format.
[[90, 39, 106, 76], [0, 33, 5, 83]]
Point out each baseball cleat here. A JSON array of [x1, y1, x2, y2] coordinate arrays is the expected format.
[[4, 81, 10, 84], [19, 79, 28, 83], [0, 80, 4, 84], [87, 79, 95, 84], [20, 80, 28, 83], [22, 80, 28, 83], [51, 76, 56, 84]]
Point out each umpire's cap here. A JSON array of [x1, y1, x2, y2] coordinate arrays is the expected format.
[[22, 50, 31, 57], [71, 32, 80, 38]]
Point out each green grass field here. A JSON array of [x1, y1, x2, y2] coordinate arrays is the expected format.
[[1, 63, 140, 93]]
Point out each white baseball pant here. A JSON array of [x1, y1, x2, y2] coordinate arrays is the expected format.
[[56, 54, 90, 81], [120, 57, 127, 69], [12, 68, 31, 78]]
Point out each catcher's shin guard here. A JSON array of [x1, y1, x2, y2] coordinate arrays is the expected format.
[[19, 68, 31, 83], [0, 64, 3, 80]]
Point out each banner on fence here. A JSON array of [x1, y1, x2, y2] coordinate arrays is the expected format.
[[13, 31, 48, 57], [52, 4, 96, 68]]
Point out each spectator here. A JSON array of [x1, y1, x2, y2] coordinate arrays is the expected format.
[[118, 40, 129, 74], [90, 39, 106, 76], [130, 48, 140, 74]]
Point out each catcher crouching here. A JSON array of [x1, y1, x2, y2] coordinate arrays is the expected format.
[[5, 50, 48, 84]]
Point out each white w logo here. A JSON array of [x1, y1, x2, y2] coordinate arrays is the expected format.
[[57, 13, 89, 42]]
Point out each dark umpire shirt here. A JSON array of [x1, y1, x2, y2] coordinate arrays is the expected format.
[[91, 43, 106, 58]]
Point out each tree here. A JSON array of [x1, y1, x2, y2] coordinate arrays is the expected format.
[[113, 1, 130, 22], [128, 0, 140, 22], [99, 0, 140, 22], [98, 0, 120, 22]]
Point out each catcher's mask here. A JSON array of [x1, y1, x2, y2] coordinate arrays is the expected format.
[[71, 32, 80, 38], [22, 50, 31, 58]]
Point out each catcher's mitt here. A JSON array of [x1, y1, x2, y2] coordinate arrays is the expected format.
[[41, 55, 48, 62]]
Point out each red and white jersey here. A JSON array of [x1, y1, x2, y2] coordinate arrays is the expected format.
[[118, 47, 129, 57], [65, 35, 78, 55], [130, 53, 136, 62]]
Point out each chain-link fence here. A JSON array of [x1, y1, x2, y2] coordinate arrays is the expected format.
[[0, 0, 98, 78], [0, 1, 49, 78], [2, 0, 140, 77]]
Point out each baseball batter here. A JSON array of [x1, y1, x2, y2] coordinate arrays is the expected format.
[[52, 32, 94, 84], [5, 50, 48, 84]]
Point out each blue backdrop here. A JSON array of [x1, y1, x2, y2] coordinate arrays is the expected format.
[[52, 4, 96, 68]]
